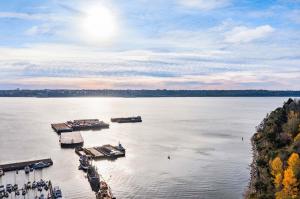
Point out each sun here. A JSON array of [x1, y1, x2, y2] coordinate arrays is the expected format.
[[81, 5, 117, 43]]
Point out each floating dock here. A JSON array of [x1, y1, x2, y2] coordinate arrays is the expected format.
[[60, 132, 84, 148], [52, 119, 109, 133], [75, 144, 125, 160], [111, 116, 142, 123], [51, 123, 73, 133], [0, 158, 53, 172]]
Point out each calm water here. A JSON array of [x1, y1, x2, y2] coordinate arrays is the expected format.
[[0, 97, 292, 199]]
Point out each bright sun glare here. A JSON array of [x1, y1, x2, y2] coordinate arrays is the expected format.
[[81, 5, 117, 43]]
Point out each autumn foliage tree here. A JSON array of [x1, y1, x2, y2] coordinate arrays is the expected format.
[[275, 153, 300, 199], [271, 156, 283, 189]]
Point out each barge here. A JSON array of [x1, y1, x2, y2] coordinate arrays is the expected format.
[[111, 116, 142, 123], [59, 132, 84, 148], [0, 158, 53, 172], [75, 143, 125, 160], [51, 119, 109, 133]]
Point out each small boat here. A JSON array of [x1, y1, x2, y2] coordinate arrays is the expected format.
[[53, 186, 62, 199], [0, 168, 4, 177], [38, 187, 42, 192], [39, 193, 45, 199], [79, 155, 90, 171], [26, 181, 31, 189], [32, 162, 50, 170], [6, 184, 12, 193], [22, 189, 26, 196], [15, 189, 20, 196], [44, 184, 48, 191], [4, 192, 9, 198], [24, 166, 30, 174], [0, 185, 5, 194], [32, 181, 37, 189], [13, 184, 18, 191], [116, 142, 125, 152]]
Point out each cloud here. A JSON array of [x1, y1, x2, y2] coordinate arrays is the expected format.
[[224, 25, 274, 44], [287, 9, 300, 24], [177, 0, 230, 11], [0, 12, 41, 20], [25, 24, 53, 36]]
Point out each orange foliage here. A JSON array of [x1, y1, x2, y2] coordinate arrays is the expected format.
[[288, 153, 300, 176], [282, 168, 298, 198], [274, 173, 283, 189], [271, 156, 283, 176]]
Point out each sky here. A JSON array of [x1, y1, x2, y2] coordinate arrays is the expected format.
[[0, 0, 300, 90]]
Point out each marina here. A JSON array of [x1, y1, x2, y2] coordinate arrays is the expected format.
[[75, 143, 126, 160], [51, 119, 109, 133], [0, 177, 62, 199]]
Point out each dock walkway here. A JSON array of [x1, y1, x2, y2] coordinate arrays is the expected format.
[[0, 158, 53, 172]]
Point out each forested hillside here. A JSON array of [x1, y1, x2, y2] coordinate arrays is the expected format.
[[247, 99, 300, 199]]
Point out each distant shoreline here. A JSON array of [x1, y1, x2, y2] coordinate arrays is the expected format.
[[0, 89, 300, 98]]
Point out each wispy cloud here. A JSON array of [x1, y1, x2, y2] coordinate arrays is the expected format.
[[0, 0, 299, 89], [224, 25, 274, 44], [177, 0, 230, 11]]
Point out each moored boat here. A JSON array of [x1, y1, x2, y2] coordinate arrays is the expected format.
[[87, 165, 100, 193], [53, 186, 62, 199], [24, 165, 30, 174], [79, 155, 90, 171], [0, 168, 4, 177]]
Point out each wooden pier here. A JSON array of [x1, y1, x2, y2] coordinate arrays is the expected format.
[[0, 158, 53, 172]]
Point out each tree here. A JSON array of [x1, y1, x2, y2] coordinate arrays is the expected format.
[[287, 153, 300, 176], [282, 168, 298, 198], [274, 173, 283, 189], [271, 156, 283, 176], [294, 132, 300, 142]]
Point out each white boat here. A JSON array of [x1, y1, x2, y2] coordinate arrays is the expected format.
[[0, 185, 5, 193], [24, 166, 30, 174], [0, 168, 4, 177], [79, 155, 90, 171], [53, 186, 62, 199], [116, 142, 125, 152]]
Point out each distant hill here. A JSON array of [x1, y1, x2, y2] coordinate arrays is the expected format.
[[247, 98, 300, 199], [0, 90, 300, 97]]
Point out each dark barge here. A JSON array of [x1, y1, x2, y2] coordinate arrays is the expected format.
[[59, 132, 84, 148], [0, 158, 53, 172], [51, 119, 109, 133], [111, 116, 142, 123], [75, 143, 125, 160]]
